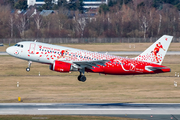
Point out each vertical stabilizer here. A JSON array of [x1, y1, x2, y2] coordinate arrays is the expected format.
[[135, 35, 173, 65]]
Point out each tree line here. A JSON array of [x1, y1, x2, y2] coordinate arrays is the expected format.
[[0, 0, 180, 39]]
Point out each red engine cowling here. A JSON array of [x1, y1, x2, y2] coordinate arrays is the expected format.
[[50, 60, 71, 72]]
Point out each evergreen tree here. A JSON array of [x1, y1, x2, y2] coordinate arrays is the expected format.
[[66, 0, 77, 11], [15, 0, 27, 10], [42, 0, 54, 10], [153, 0, 180, 10], [119, 0, 132, 5], [99, 4, 109, 14], [175, 3, 180, 10], [58, 0, 67, 7], [4, 0, 17, 9], [78, 0, 84, 13], [108, 0, 117, 7]]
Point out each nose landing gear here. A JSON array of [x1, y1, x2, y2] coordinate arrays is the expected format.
[[26, 61, 32, 72]]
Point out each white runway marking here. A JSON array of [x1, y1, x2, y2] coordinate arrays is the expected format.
[[36, 104, 52, 105], [0, 111, 19, 114], [38, 109, 151, 111]]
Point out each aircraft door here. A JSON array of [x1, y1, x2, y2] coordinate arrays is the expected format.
[[29, 43, 36, 54]]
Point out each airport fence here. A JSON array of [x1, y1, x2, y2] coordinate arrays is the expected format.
[[0, 37, 180, 44]]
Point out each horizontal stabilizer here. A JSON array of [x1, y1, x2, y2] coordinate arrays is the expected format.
[[145, 66, 170, 73]]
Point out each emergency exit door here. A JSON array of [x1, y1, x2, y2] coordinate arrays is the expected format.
[[29, 43, 36, 54]]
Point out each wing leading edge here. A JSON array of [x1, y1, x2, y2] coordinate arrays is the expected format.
[[73, 60, 109, 69]]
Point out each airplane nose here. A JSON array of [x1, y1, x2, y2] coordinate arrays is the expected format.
[[6, 47, 12, 55]]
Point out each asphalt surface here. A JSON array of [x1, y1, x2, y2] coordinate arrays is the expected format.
[[0, 103, 180, 119], [1, 51, 180, 56]]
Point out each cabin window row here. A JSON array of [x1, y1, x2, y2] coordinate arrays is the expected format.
[[39, 49, 98, 60]]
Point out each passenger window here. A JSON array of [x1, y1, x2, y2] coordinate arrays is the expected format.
[[17, 44, 20, 47], [21, 45, 23, 48]]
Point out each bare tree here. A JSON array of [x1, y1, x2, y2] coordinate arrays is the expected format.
[[55, 8, 68, 36], [9, 14, 15, 38], [74, 10, 86, 37], [0, 5, 11, 38], [16, 14, 28, 38], [157, 14, 162, 35], [140, 16, 149, 38], [34, 13, 43, 30]]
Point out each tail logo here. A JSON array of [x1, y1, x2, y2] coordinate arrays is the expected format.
[[151, 42, 165, 63], [136, 42, 165, 63]]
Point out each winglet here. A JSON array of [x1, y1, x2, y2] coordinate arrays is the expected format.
[[134, 35, 173, 65]]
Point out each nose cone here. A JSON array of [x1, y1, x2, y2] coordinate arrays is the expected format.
[[6, 47, 13, 56]]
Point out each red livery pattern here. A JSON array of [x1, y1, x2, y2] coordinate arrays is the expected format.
[[136, 53, 163, 63]]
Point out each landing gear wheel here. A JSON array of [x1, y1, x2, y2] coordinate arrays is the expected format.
[[78, 75, 82, 81], [26, 61, 32, 72], [78, 68, 86, 82], [80, 75, 86, 82], [78, 75, 86, 82], [26, 67, 30, 72]]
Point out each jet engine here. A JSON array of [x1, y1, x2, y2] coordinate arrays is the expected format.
[[50, 60, 72, 72]]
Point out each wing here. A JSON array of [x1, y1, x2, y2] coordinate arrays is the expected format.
[[73, 60, 109, 69]]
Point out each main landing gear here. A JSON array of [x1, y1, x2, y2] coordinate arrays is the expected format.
[[78, 68, 86, 82], [26, 61, 32, 72]]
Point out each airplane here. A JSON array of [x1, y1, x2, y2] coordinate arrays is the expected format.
[[6, 35, 173, 82]]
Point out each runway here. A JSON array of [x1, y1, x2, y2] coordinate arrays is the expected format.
[[0, 103, 180, 119]]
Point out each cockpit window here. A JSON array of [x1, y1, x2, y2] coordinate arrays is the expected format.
[[14, 44, 23, 48]]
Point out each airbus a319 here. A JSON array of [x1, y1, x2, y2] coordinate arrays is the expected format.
[[6, 35, 173, 82]]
